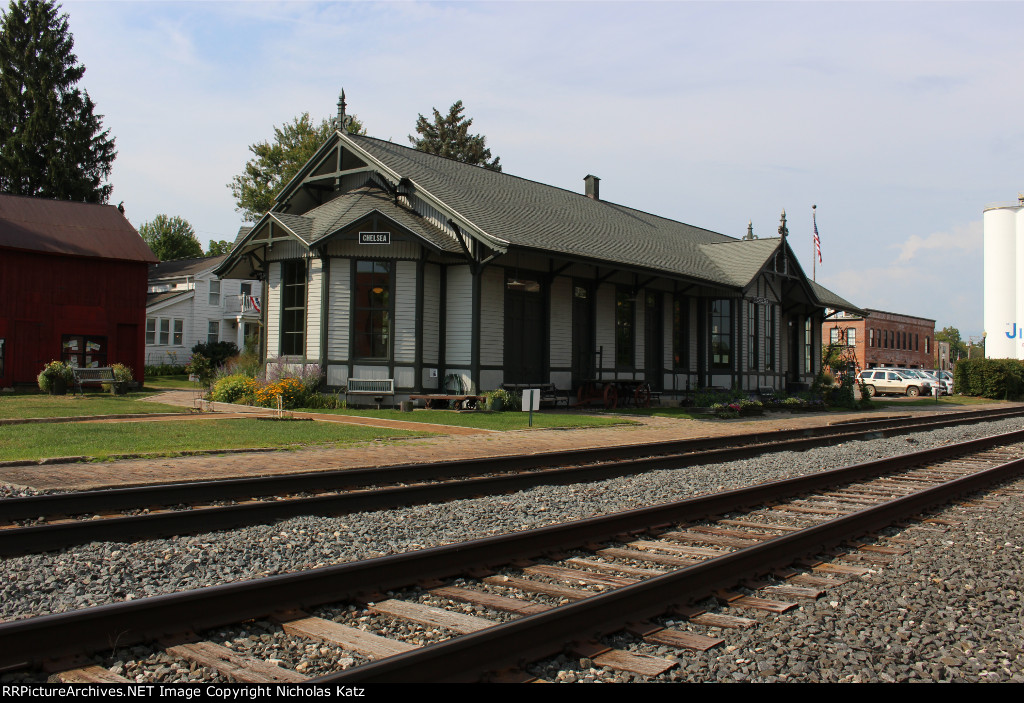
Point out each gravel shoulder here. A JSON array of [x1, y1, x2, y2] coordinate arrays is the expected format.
[[1, 415, 1022, 682]]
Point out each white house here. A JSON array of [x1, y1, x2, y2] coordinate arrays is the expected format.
[[145, 255, 261, 366]]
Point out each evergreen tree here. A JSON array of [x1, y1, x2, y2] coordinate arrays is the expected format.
[[409, 100, 501, 172], [229, 111, 365, 223], [139, 214, 203, 261], [0, 0, 116, 202]]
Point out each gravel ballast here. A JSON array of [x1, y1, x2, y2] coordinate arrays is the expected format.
[[1, 416, 1023, 682]]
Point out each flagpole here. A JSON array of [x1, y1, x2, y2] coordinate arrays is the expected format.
[[812, 204, 818, 282]]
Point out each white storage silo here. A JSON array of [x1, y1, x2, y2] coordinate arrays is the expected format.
[[984, 202, 1021, 359]]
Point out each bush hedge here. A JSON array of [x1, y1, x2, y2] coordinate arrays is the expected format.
[[954, 358, 1024, 399]]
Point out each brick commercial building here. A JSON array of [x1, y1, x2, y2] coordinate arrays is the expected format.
[[822, 308, 935, 373]]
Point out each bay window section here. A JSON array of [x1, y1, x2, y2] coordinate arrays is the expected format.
[[281, 260, 306, 356], [354, 261, 391, 359]]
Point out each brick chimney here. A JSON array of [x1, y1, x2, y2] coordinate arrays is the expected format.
[[584, 174, 600, 200]]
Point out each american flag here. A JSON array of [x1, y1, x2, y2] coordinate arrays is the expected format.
[[813, 210, 822, 264]]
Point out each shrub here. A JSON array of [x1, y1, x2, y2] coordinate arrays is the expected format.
[[955, 358, 1024, 399], [303, 391, 347, 410], [186, 353, 214, 388], [145, 363, 186, 377], [252, 377, 308, 409], [710, 402, 741, 419], [211, 374, 256, 404], [191, 341, 238, 368], [37, 360, 74, 392]]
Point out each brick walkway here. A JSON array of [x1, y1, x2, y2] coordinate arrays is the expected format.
[[1, 391, 1014, 492]]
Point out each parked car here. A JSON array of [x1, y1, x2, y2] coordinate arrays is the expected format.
[[921, 370, 952, 395], [856, 369, 933, 397]]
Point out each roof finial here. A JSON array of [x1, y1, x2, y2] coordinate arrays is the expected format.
[[778, 210, 788, 241], [745, 220, 755, 240]]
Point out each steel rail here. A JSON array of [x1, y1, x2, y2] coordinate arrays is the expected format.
[[317, 450, 1024, 683], [1, 427, 1022, 672], [4, 406, 1020, 522], [3, 408, 1023, 556]]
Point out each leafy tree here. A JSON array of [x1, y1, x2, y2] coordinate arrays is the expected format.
[[409, 100, 501, 171], [229, 111, 365, 223], [935, 326, 968, 361], [139, 214, 203, 261], [206, 239, 234, 256], [0, 0, 116, 202]]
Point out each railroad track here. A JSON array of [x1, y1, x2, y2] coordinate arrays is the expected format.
[[2, 406, 1022, 556], [3, 427, 1024, 683]]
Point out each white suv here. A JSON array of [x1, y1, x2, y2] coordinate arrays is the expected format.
[[857, 369, 933, 397]]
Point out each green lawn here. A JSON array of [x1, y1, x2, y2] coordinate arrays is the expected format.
[[0, 392, 188, 420], [595, 406, 704, 420], [143, 374, 195, 390], [296, 407, 638, 430], [0, 418, 432, 462]]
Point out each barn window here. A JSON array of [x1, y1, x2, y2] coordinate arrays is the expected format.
[[354, 261, 391, 359], [280, 261, 306, 356], [62, 335, 106, 368]]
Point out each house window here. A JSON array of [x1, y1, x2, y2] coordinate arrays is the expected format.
[[925, 336, 930, 354], [830, 328, 839, 345], [208, 321, 219, 345], [710, 299, 732, 369], [847, 329, 856, 346], [764, 304, 775, 371], [354, 260, 390, 359], [673, 295, 689, 369], [147, 318, 185, 346], [281, 261, 306, 356], [62, 335, 106, 368], [747, 302, 758, 370], [615, 287, 635, 368], [209, 280, 221, 307], [804, 318, 812, 373], [869, 329, 874, 347]]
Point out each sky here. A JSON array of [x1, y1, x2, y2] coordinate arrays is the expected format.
[[53, 0, 1024, 339]]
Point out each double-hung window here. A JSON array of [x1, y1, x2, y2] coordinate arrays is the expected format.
[[710, 300, 732, 369], [281, 261, 306, 356]]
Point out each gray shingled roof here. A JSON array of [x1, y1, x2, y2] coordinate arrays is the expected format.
[[809, 279, 861, 313], [285, 184, 463, 254], [149, 254, 226, 280], [346, 134, 741, 282], [255, 131, 858, 310], [146, 289, 192, 308], [699, 238, 781, 288]]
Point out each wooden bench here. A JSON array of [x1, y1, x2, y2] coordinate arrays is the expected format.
[[346, 378, 395, 408], [72, 367, 124, 394], [409, 394, 486, 410], [501, 383, 570, 408]]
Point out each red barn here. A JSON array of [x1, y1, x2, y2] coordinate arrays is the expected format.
[[0, 194, 157, 388]]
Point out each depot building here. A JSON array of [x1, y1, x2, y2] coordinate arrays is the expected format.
[[216, 124, 858, 402]]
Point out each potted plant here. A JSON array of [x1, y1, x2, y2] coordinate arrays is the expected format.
[[37, 360, 74, 395], [486, 388, 513, 412]]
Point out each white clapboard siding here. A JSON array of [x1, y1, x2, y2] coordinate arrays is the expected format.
[[305, 258, 322, 360], [266, 262, 281, 356], [480, 267, 504, 366], [394, 261, 417, 363], [422, 264, 440, 365], [549, 276, 572, 367], [327, 258, 351, 359], [446, 266, 472, 365]]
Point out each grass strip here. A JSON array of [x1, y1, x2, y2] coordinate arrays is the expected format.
[[0, 392, 188, 420], [296, 407, 637, 430], [0, 418, 432, 462]]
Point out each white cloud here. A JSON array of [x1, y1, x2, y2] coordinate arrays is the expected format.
[[895, 221, 981, 263]]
